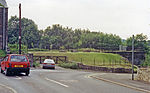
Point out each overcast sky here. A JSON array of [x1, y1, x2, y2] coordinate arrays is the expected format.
[[6, 0, 150, 39]]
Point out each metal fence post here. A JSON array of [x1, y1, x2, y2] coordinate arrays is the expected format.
[[28, 53, 33, 67], [132, 35, 134, 80], [40, 56, 42, 64], [55, 57, 57, 64], [94, 58, 95, 70], [109, 59, 111, 66], [120, 58, 121, 65], [81, 58, 82, 64]]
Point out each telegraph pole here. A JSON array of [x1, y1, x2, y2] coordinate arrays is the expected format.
[[19, 3, 21, 54], [132, 35, 134, 80]]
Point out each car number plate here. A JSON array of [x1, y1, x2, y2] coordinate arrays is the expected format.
[[14, 65, 23, 67]]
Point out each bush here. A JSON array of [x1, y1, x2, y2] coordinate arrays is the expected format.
[[28, 48, 49, 51], [77, 48, 97, 52], [0, 50, 6, 57], [33, 62, 40, 67], [59, 62, 78, 69], [141, 54, 150, 67], [8, 44, 27, 54]]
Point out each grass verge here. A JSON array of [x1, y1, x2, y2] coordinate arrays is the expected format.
[[29, 51, 133, 69]]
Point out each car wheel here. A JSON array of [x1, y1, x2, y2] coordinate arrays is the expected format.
[[5, 69, 10, 76], [25, 70, 30, 76], [1, 68, 3, 73], [25, 72, 29, 76], [42, 66, 45, 69]]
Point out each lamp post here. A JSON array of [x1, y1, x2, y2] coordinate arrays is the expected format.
[[19, 3, 21, 54]]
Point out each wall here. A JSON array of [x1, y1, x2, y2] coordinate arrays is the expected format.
[[136, 68, 150, 83], [106, 51, 145, 65], [77, 63, 132, 73]]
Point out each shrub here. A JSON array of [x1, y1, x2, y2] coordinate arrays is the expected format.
[[141, 54, 150, 67], [8, 44, 27, 54], [33, 62, 40, 67], [59, 62, 78, 69], [28, 48, 49, 51], [77, 48, 97, 52], [0, 50, 6, 57]]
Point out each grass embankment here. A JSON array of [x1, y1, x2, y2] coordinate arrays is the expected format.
[[29, 51, 132, 69]]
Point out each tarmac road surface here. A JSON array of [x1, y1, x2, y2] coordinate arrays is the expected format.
[[0, 66, 144, 93]]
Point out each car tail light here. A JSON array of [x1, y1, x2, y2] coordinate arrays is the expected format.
[[51, 64, 55, 65]]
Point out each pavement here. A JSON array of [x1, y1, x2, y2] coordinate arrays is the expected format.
[[91, 73, 150, 93]]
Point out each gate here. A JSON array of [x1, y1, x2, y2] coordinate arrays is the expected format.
[[33, 56, 67, 64]]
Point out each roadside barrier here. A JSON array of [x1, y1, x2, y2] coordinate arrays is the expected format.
[[77, 63, 133, 73]]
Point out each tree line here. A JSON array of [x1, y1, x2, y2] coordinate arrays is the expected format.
[[8, 16, 149, 51]]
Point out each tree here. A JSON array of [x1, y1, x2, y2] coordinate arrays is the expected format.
[[126, 33, 148, 51], [8, 16, 122, 51], [8, 16, 19, 44], [8, 16, 41, 48], [41, 24, 122, 50]]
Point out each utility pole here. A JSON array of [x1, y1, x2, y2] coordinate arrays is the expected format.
[[19, 3, 21, 54], [132, 35, 134, 80]]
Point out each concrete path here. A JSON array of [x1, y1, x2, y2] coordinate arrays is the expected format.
[[92, 73, 150, 93]]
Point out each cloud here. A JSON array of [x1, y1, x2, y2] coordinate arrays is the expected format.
[[6, 0, 150, 39]]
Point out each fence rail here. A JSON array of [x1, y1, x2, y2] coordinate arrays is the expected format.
[[33, 56, 67, 64]]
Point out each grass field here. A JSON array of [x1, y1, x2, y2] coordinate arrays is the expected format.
[[29, 51, 132, 68]]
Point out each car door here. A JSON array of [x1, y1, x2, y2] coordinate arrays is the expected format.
[[1, 57, 6, 70]]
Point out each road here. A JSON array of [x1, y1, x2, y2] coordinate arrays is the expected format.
[[0, 67, 144, 93]]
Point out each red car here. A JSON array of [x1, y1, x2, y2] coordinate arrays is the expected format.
[[1, 54, 30, 76]]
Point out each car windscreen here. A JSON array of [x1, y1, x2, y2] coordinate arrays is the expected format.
[[44, 59, 54, 63], [10, 55, 28, 62]]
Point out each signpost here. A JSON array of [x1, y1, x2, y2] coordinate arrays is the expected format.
[[132, 35, 134, 80]]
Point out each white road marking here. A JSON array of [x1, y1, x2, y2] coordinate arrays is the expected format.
[[60, 80, 78, 83], [85, 73, 101, 78], [0, 83, 17, 93], [45, 78, 69, 88]]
